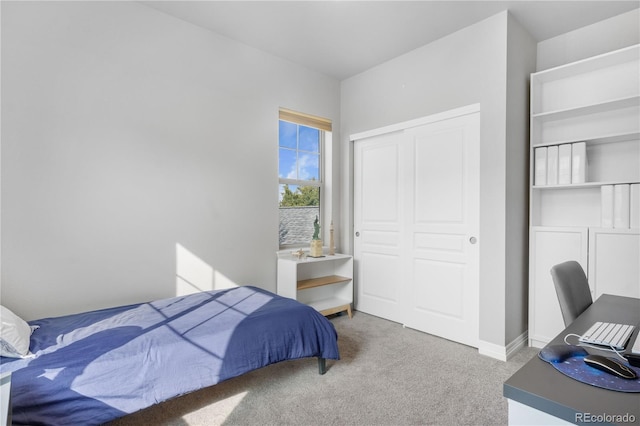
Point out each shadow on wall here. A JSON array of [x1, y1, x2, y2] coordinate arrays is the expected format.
[[175, 243, 239, 296]]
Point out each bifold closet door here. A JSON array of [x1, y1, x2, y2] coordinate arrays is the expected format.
[[354, 109, 480, 348]]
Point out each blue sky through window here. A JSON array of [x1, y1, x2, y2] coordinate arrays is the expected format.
[[279, 121, 319, 180]]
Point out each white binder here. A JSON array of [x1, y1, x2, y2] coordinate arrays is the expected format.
[[571, 142, 587, 184], [631, 184, 639, 229], [547, 145, 558, 185], [614, 184, 630, 229], [534, 147, 547, 186], [558, 144, 572, 185]]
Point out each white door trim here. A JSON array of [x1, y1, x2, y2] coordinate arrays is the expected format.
[[350, 103, 480, 142]]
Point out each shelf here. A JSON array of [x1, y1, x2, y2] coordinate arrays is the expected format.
[[309, 297, 352, 314], [533, 45, 639, 83], [531, 131, 640, 149], [533, 180, 640, 190], [532, 226, 639, 233], [529, 45, 640, 348], [280, 252, 352, 264], [297, 275, 351, 290], [532, 96, 639, 122]]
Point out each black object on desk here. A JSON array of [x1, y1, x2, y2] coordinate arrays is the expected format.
[[583, 354, 637, 380], [504, 295, 640, 424]]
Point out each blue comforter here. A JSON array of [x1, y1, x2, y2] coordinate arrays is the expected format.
[[0, 286, 339, 425]]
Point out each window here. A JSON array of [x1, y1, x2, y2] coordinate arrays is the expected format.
[[278, 108, 331, 247]]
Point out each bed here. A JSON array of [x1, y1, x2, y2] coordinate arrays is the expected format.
[[0, 286, 340, 425]]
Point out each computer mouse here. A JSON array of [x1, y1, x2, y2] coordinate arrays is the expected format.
[[539, 344, 589, 363], [583, 355, 637, 380]]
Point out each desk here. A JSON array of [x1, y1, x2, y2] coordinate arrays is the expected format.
[[504, 295, 640, 425]]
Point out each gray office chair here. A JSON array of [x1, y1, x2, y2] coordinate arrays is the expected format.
[[550, 260, 593, 327]]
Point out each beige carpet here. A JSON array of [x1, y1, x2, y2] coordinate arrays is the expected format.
[[107, 311, 537, 426]]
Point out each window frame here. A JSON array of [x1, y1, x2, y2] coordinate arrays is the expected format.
[[278, 108, 330, 249]]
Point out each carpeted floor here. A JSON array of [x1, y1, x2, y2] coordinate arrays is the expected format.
[[108, 311, 538, 426]]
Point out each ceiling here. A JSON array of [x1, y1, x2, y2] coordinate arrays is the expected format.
[[142, 1, 639, 80]]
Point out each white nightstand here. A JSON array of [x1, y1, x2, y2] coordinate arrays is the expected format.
[[277, 251, 353, 318]]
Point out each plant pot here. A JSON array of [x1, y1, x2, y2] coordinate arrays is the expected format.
[[310, 240, 323, 257]]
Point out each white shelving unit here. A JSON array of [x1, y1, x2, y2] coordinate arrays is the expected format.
[[277, 251, 353, 318], [528, 45, 640, 348]]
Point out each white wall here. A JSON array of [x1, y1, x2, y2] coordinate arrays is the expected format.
[[537, 9, 640, 71], [505, 17, 537, 345], [1, 1, 340, 320], [340, 12, 535, 348]]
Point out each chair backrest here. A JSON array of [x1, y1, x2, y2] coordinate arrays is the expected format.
[[550, 260, 593, 327]]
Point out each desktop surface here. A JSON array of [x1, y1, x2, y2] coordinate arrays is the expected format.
[[504, 294, 640, 425]]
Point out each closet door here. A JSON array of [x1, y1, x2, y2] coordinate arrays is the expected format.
[[353, 106, 480, 347], [353, 131, 406, 323], [402, 112, 480, 348]]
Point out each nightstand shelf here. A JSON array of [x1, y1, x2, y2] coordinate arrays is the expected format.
[[310, 298, 352, 318], [297, 275, 351, 290], [277, 251, 353, 318]]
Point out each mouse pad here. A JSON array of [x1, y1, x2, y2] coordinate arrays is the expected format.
[[539, 351, 640, 393]]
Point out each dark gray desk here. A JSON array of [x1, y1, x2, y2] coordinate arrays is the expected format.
[[504, 295, 640, 425]]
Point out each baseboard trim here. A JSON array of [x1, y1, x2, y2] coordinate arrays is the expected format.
[[478, 341, 508, 361], [506, 331, 529, 359], [478, 331, 529, 361]]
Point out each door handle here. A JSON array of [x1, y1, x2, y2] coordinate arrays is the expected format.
[[469, 236, 477, 244], [355, 231, 360, 237]]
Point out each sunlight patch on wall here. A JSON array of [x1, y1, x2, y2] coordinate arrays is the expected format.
[[175, 243, 238, 296]]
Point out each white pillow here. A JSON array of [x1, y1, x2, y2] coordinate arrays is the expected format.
[[1, 305, 34, 358]]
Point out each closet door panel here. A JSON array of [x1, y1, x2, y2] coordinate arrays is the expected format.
[[403, 112, 480, 348], [412, 258, 464, 318], [354, 132, 405, 323], [414, 127, 465, 223]]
